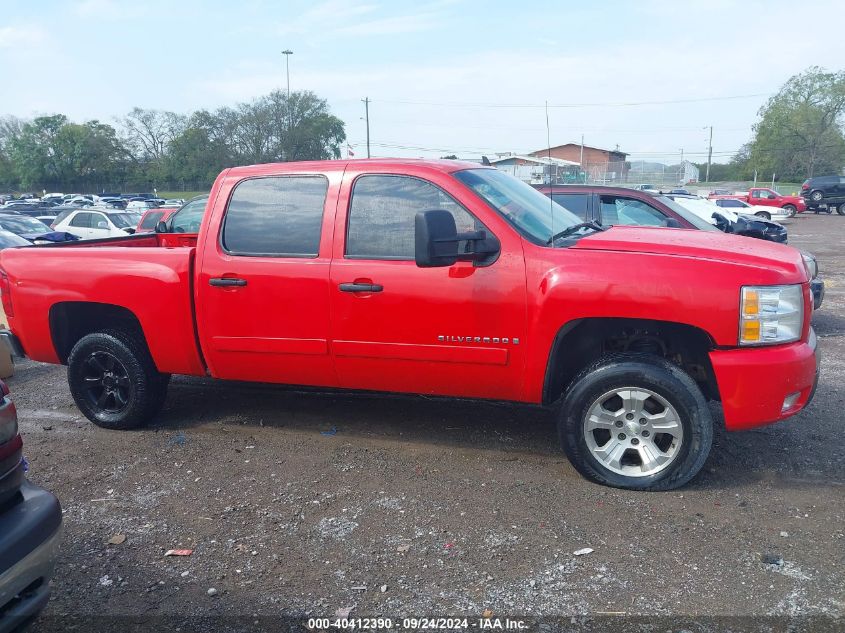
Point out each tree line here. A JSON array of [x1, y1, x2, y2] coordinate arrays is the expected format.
[[695, 66, 845, 183], [0, 90, 346, 194]]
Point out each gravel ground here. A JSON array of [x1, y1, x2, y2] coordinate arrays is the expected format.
[[10, 213, 845, 632]]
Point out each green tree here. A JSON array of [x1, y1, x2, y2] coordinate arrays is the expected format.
[[748, 67, 845, 180]]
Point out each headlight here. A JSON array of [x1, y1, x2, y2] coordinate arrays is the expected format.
[[739, 285, 803, 346], [801, 251, 818, 279]]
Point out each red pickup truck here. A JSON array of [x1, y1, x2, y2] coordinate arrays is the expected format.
[[709, 187, 806, 216], [0, 160, 820, 491]]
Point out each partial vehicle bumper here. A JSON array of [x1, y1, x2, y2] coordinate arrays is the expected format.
[[709, 328, 819, 431], [0, 331, 24, 359], [0, 482, 62, 633]]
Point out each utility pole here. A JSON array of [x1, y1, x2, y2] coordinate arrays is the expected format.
[[705, 126, 713, 183], [281, 50, 293, 99], [679, 148, 684, 184], [362, 97, 371, 158]]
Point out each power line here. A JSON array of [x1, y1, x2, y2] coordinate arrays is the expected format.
[[370, 93, 771, 109]]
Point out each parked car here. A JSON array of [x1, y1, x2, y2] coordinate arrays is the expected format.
[[162, 195, 208, 233], [0, 230, 32, 249], [633, 184, 660, 193], [52, 209, 139, 239], [126, 200, 160, 213], [0, 213, 80, 244], [668, 188, 690, 195], [0, 378, 62, 630], [538, 186, 822, 308], [800, 175, 845, 214], [711, 197, 791, 221], [709, 187, 805, 217], [136, 207, 178, 233], [0, 160, 820, 491], [667, 194, 788, 243]]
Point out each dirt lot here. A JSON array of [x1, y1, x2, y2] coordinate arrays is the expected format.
[[11, 213, 845, 632]]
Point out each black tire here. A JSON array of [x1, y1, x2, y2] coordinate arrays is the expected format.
[[837, 203, 845, 216], [558, 353, 713, 491], [754, 211, 772, 220], [810, 190, 824, 202], [67, 329, 169, 429], [782, 205, 796, 218]]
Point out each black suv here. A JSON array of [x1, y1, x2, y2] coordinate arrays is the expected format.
[[801, 175, 845, 214]]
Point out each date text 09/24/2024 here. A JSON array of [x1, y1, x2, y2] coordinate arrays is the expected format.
[[306, 618, 529, 630]]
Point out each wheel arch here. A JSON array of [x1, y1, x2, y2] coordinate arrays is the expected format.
[[542, 317, 719, 406], [49, 301, 149, 365]]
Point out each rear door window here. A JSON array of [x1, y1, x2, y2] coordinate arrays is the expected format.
[[222, 176, 328, 257], [549, 193, 589, 220], [69, 212, 93, 228]]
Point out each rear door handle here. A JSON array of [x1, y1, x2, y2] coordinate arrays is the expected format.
[[339, 282, 383, 293], [209, 277, 247, 287]]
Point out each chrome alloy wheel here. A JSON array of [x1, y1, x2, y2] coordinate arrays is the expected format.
[[583, 387, 684, 477]]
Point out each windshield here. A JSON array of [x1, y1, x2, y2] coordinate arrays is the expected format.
[[654, 197, 719, 231], [108, 213, 137, 228], [454, 169, 580, 244], [669, 197, 739, 225], [0, 214, 49, 234]]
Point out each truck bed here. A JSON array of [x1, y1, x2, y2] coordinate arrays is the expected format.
[[0, 234, 206, 376]]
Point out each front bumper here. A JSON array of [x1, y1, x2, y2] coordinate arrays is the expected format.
[[709, 328, 819, 431], [0, 481, 62, 633]]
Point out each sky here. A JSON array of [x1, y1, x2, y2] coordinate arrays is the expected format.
[[2, 0, 844, 165]]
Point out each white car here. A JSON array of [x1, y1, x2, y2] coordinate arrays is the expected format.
[[164, 198, 185, 207], [711, 197, 790, 220], [126, 200, 160, 212], [670, 196, 739, 225], [52, 209, 140, 239]]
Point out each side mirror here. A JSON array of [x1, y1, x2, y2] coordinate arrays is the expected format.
[[415, 210, 459, 267], [414, 209, 500, 268], [155, 220, 168, 233], [712, 212, 730, 232], [97, 221, 108, 229], [664, 217, 682, 228]]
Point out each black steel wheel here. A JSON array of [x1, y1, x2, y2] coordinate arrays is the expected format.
[[80, 351, 132, 413]]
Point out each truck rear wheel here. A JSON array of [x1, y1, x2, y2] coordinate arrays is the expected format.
[[558, 353, 713, 491], [67, 329, 169, 430]]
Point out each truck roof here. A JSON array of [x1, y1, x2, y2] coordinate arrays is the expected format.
[[225, 158, 485, 178]]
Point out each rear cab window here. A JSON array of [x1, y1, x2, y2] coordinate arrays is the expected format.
[[221, 176, 328, 257]]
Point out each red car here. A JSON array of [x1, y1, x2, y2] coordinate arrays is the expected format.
[[0, 160, 819, 491], [708, 187, 805, 216], [135, 207, 178, 233]]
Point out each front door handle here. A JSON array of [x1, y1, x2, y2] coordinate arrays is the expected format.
[[209, 277, 247, 287], [339, 282, 383, 293]]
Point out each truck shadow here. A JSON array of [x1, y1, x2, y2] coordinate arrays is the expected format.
[[152, 374, 842, 492]]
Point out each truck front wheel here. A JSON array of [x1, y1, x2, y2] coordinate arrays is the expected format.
[[782, 205, 796, 217], [558, 354, 713, 491], [67, 329, 169, 430]]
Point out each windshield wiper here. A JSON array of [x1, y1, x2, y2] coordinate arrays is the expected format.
[[546, 220, 606, 245]]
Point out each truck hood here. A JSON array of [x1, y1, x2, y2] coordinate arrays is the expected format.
[[572, 226, 806, 278]]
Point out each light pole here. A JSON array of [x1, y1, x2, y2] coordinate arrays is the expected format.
[[282, 49, 293, 99]]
